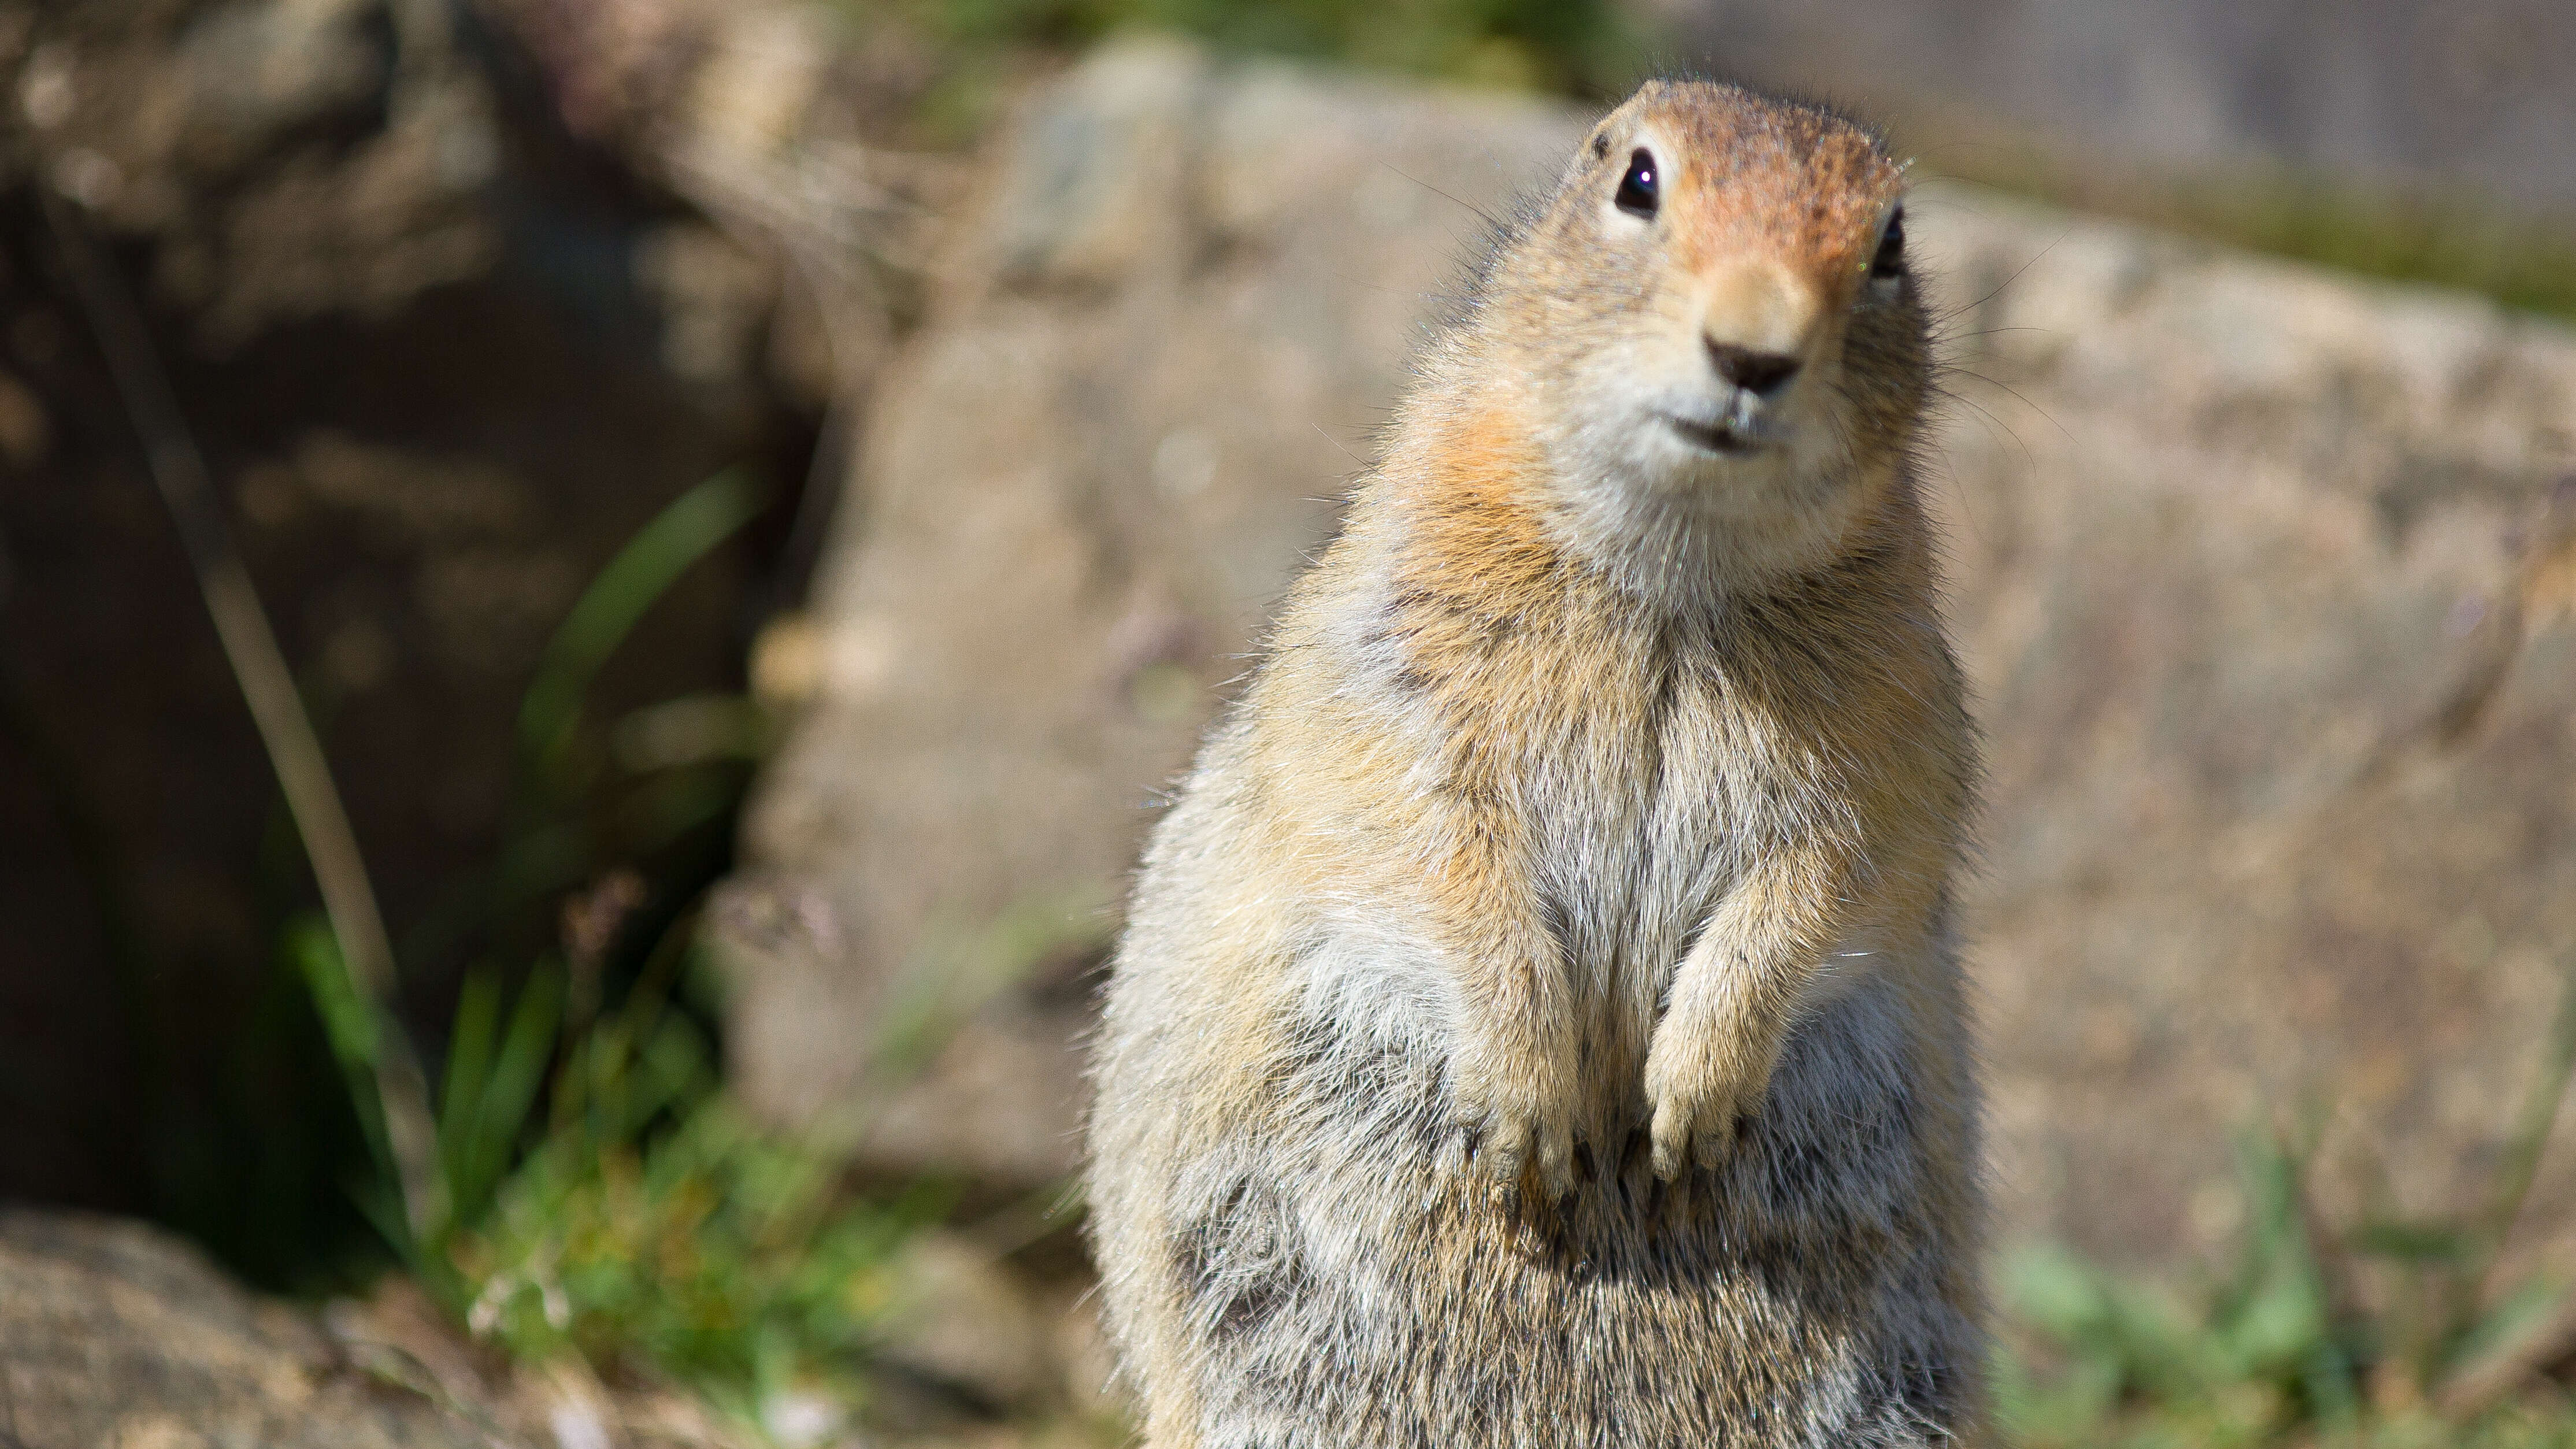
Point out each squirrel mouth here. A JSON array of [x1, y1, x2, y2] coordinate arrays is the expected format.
[[1663, 414, 1769, 457]]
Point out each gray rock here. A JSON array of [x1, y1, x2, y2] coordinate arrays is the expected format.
[[0, 1210, 494, 1448], [1922, 193, 2576, 1263], [728, 38, 2576, 1268]]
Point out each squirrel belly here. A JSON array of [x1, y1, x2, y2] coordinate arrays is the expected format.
[[1087, 77, 1986, 1447]]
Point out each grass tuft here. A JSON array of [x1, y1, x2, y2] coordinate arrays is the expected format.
[[2003, 948, 2576, 1446]]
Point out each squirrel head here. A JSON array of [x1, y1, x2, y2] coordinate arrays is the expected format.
[[1474, 80, 1928, 597]]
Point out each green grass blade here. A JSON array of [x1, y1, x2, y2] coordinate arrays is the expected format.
[[286, 913, 413, 1258], [440, 968, 564, 1240], [513, 470, 769, 795], [438, 971, 501, 1199], [466, 972, 565, 1211]]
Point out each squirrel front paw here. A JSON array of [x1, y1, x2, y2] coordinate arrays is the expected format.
[[1641, 1024, 1773, 1180], [1445, 1046, 1580, 1207]]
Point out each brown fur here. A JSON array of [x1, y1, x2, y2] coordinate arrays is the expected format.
[[1088, 79, 1985, 1446]]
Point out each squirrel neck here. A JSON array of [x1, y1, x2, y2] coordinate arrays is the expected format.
[[1367, 366, 1933, 632]]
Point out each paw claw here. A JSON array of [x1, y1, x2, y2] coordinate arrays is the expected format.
[[1534, 1124, 1576, 1200], [1482, 1116, 1531, 1184], [1445, 1070, 1578, 1210], [1648, 1091, 1750, 1180], [1648, 1125, 1687, 1182]]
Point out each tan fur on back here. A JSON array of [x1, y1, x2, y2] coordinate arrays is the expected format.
[[1087, 78, 1985, 1447]]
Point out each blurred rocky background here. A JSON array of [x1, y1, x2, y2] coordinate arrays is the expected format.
[[4, 0, 2575, 1444], [1652, 0, 2576, 212]]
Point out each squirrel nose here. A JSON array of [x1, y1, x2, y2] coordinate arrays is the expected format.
[[1706, 340, 1802, 399], [1699, 257, 1818, 402]]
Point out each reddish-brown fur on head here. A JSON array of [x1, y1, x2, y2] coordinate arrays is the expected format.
[[1600, 80, 1903, 305]]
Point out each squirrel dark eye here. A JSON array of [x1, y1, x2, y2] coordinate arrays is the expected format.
[[1870, 208, 1906, 279], [1614, 149, 1659, 219]]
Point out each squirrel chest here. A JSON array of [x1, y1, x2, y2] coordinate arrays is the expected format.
[[1236, 450, 1961, 1089]]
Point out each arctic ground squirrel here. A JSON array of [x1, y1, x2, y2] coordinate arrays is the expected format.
[[1087, 76, 1983, 1446]]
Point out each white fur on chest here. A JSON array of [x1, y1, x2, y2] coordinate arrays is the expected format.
[[1289, 668, 1892, 1069], [1284, 550, 1912, 1084]]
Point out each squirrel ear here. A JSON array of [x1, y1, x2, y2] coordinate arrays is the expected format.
[[1589, 131, 1613, 161]]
